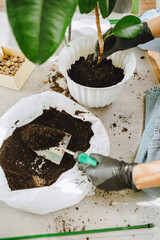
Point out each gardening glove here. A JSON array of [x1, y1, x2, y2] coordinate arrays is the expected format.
[[94, 22, 154, 60], [78, 153, 138, 192]]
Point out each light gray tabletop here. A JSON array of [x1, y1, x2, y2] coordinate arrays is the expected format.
[[0, 7, 160, 240]]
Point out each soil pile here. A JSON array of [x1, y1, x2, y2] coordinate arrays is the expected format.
[[68, 54, 124, 88], [0, 108, 93, 190], [22, 124, 65, 150]]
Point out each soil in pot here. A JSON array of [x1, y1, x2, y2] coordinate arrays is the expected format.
[[0, 108, 93, 190], [68, 54, 124, 88]]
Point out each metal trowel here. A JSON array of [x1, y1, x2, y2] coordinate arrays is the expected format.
[[22, 124, 97, 166], [35, 132, 72, 165], [42, 146, 98, 167]]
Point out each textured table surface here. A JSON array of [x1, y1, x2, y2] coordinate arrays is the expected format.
[[0, 8, 160, 240]]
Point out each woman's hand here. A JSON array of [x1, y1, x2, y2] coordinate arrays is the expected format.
[[94, 22, 154, 60], [78, 153, 137, 192]]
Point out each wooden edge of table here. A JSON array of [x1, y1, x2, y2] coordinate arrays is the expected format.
[[0, 0, 3, 7], [148, 56, 160, 83]]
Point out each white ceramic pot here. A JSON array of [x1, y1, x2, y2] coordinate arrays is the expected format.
[[58, 35, 136, 108]]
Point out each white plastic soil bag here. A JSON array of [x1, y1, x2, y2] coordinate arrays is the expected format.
[[0, 91, 110, 214]]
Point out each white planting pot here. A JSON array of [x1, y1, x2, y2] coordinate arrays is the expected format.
[[58, 35, 136, 108]]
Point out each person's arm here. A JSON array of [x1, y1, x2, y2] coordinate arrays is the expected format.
[[134, 160, 160, 190], [147, 16, 160, 38], [78, 154, 160, 192]]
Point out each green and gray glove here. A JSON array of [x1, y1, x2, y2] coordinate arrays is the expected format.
[[78, 153, 138, 192], [94, 22, 154, 60]]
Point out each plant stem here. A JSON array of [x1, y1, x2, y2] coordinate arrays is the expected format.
[[104, 31, 113, 41], [94, 5, 104, 64], [64, 37, 70, 47]]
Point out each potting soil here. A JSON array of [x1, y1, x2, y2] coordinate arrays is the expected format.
[[68, 54, 124, 88], [22, 124, 65, 150], [0, 108, 93, 190]]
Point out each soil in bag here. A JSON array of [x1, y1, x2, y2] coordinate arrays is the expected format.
[[21, 124, 65, 150], [68, 54, 124, 88], [0, 108, 93, 190]]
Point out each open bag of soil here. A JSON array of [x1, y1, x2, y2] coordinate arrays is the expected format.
[[0, 91, 110, 214]]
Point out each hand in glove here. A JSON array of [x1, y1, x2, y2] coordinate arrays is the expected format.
[[94, 22, 154, 60], [78, 153, 138, 192]]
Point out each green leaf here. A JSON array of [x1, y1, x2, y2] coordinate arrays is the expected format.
[[131, 0, 140, 15], [6, 0, 78, 64], [99, 0, 117, 18], [78, 0, 97, 14], [113, 15, 142, 38]]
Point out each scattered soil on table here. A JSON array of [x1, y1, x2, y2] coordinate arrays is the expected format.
[[15, 120, 20, 125], [68, 54, 124, 88], [122, 127, 128, 132], [110, 123, 117, 128], [0, 108, 93, 190], [133, 70, 138, 77], [46, 69, 73, 99]]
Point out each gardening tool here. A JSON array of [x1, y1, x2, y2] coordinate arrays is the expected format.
[[0, 223, 155, 240], [22, 124, 97, 166], [48, 147, 98, 166], [34, 135, 97, 166], [34, 130, 72, 165]]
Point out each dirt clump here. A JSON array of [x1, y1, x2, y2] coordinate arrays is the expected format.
[[22, 124, 65, 150]]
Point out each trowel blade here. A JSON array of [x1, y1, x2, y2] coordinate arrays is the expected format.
[[35, 132, 71, 165]]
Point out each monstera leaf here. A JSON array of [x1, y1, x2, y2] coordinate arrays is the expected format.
[[6, 0, 78, 64]]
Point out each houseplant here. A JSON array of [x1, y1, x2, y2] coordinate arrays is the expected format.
[[6, 1, 141, 107], [6, 0, 140, 64], [58, 1, 140, 107], [0, 0, 139, 213]]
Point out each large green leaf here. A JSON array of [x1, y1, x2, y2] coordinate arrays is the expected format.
[[112, 15, 142, 38], [99, 0, 117, 18], [131, 0, 140, 15], [6, 0, 78, 64], [78, 0, 97, 14]]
